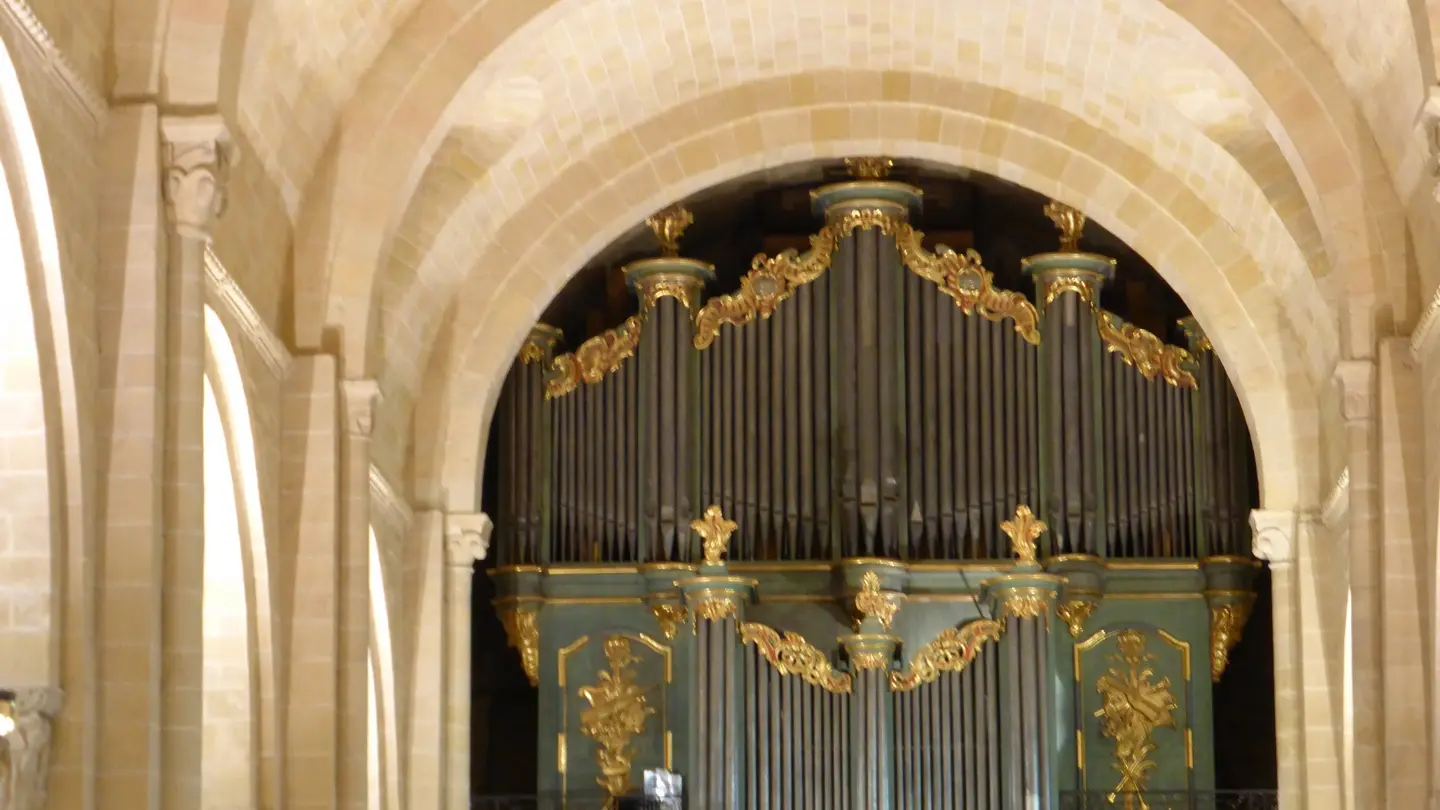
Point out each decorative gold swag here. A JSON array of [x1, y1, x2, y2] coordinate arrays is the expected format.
[[541, 209, 1194, 399]]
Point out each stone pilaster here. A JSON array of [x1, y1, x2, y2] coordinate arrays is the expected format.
[[339, 380, 381, 810], [0, 688, 62, 810], [159, 114, 232, 810], [443, 512, 489, 810], [1250, 510, 1306, 810]]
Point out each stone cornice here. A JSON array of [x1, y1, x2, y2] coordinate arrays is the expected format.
[[0, 0, 105, 127], [204, 248, 292, 380]]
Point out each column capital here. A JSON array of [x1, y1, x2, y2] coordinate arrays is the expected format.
[[1249, 509, 1300, 566], [445, 512, 491, 567], [1332, 358, 1376, 421], [161, 114, 234, 241], [341, 379, 382, 438], [0, 686, 63, 810]]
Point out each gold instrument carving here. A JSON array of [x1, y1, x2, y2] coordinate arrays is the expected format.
[[853, 571, 900, 631], [888, 619, 1004, 692], [1000, 504, 1046, 565], [740, 622, 853, 693], [500, 607, 540, 686], [1057, 600, 1098, 638], [545, 315, 643, 399], [1094, 630, 1177, 809], [645, 206, 694, 257], [651, 604, 688, 640], [578, 636, 655, 803], [1209, 601, 1252, 682], [693, 210, 1041, 349], [693, 505, 739, 566], [1097, 311, 1198, 389], [1001, 587, 1052, 620]]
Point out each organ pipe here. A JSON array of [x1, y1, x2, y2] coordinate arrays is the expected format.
[[493, 324, 560, 566]]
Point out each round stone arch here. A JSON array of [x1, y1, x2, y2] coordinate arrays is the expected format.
[[418, 106, 1325, 524]]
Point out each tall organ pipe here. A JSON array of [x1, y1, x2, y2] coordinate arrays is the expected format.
[[1021, 207, 1115, 558], [494, 324, 561, 565], [1180, 317, 1254, 556], [626, 257, 713, 562]]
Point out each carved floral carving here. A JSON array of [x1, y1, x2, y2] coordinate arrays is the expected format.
[[161, 116, 233, 240], [446, 513, 492, 567]]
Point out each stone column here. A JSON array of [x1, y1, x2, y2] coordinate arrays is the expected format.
[[339, 381, 381, 810], [0, 687, 63, 810], [160, 114, 231, 810], [1251, 510, 1305, 810], [1334, 359, 1382, 810], [443, 513, 489, 810]]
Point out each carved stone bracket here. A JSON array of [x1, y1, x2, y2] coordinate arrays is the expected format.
[[445, 512, 492, 567], [0, 686, 63, 810], [161, 115, 233, 241], [1249, 509, 1297, 567], [341, 379, 382, 438], [1333, 359, 1376, 423]]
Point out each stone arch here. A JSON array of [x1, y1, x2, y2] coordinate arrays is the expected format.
[[421, 99, 1324, 522], [202, 306, 279, 808], [0, 31, 82, 688]]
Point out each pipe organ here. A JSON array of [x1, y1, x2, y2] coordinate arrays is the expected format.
[[491, 159, 1260, 809]]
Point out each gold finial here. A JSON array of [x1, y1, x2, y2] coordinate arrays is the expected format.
[[1000, 504, 1046, 566], [692, 505, 738, 566], [854, 571, 900, 631], [845, 156, 894, 180], [1043, 200, 1086, 252], [645, 206, 694, 257]]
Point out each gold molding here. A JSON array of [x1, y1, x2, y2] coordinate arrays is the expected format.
[[1209, 599, 1253, 682], [545, 315, 643, 399], [1097, 310, 1197, 389], [651, 604, 688, 640], [1092, 630, 1178, 805], [889, 619, 1004, 692], [1056, 600, 1097, 638], [500, 607, 540, 686], [693, 210, 1041, 349], [739, 622, 853, 693], [577, 636, 655, 801], [1000, 587, 1054, 620]]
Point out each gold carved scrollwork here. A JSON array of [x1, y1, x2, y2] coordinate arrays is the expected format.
[[853, 571, 900, 630], [1001, 588, 1052, 620], [519, 341, 546, 365], [1041, 275, 1097, 308], [888, 620, 1004, 692], [545, 316, 643, 399], [690, 590, 742, 623], [1209, 601, 1252, 682], [848, 650, 893, 671], [1097, 311, 1197, 389], [645, 206, 694, 257], [638, 274, 700, 313], [500, 608, 540, 686], [1057, 600, 1097, 638], [693, 505, 739, 566], [1094, 630, 1177, 809], [578, 636, 655, 803], [739, 622, 853, 693], [651, 604, 688, 640], [1000, 504, 1046, 565], [844, 156, 894, 179], [693, 210, 1041, 349]]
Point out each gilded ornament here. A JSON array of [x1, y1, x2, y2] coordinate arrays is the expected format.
[[546, 316, 643, 399], [636, 273, 701, 313], [645, 206, 694, 257], [1177, 317, 1213, 354], [740, 622, 853, 693], [1043, 200, 1087, 252], [889, 620, 1004, 692], [1094, 630, 1177, 809], [578, 637, 655, 803], [1001, 588, 1052, 620], [691, 591, 741, 623], [845, 156, 894, 179], [1097, 312, 1198, 389], [692, 505, 739, 566], [651, 604, 688, 641], [500, 607, 540, 687], [1040, 274, 1098, 307], [1209, 601, 1252, 682], [1000, 504, 1046, 565], [1057, 600, 1097, 638], [849, 650, 892, 671], [853, 571, 900, 631], [519, 340, 547, 365], [892, 223, 1042, 345]]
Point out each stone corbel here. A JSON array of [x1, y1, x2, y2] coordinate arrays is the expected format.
[[445, 512, 492, 568], [1249, 509, 1297, 568], [1333, 359, 1376, 424], [161, 114, 234, 241], [341, 379, 382, 439], [0, 687, 63, 810]]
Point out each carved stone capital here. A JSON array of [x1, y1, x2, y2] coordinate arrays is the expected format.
[[1332, 359, 1375, 422], [0, 686, 63, 810], [445, 512, 492, 567], [341, 379, 382, 438], [161, 115, 233, 241], [1249, 509, 1297, 566]]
